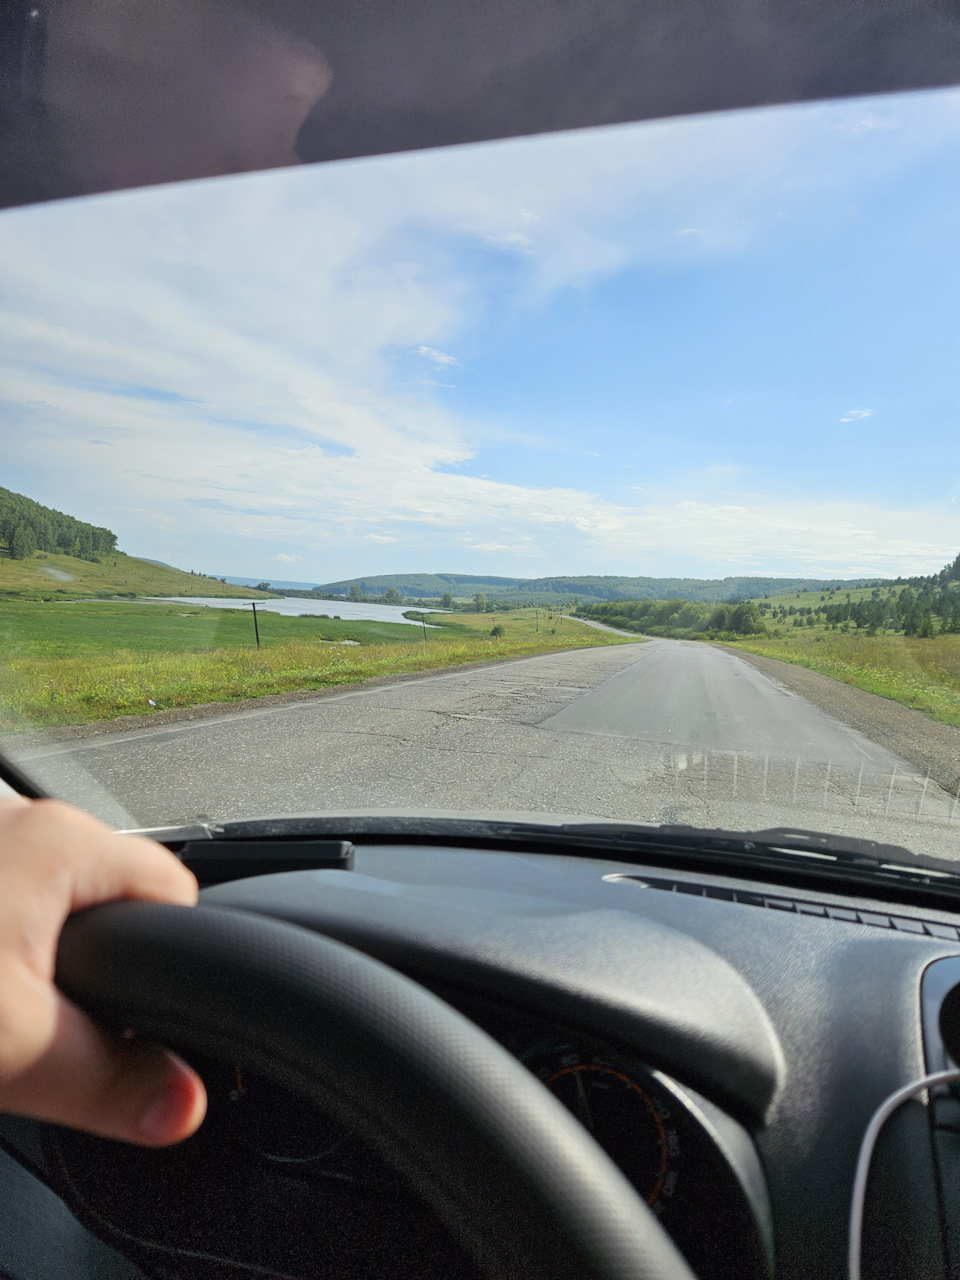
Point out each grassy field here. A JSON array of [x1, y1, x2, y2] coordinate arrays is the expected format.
[[0, 600, 434, 656], [728, 629, 960, 728], [0, 605, 630, 730], [0, 550, 275, 601]]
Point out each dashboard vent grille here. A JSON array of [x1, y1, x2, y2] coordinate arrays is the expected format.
[[606, 874, 960, 940]]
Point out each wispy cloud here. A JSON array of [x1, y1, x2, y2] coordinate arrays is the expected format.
[[1, 88, 957, 581], [416, 346, 459, 366], [834, 113, 898, 134]]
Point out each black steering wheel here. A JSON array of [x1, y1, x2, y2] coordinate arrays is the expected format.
[[56, 900, 698, 1280]]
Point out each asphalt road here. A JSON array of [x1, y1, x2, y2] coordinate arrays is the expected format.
[[11, 636, 960, 860]]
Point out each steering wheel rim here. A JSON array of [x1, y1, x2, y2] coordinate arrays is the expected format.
[[56, 900, 698, 1280]]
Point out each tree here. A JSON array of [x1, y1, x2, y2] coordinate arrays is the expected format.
[[9, 524, 37, 560], [255, 581, 271, 592], [348, 584, 364, 602], [473, 592, 487, 612], [730, 601, 763, 634], [440, 593, 453, 609], [383, 587, 403, 605]]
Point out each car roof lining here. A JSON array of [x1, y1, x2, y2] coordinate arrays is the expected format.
[[1, 0, 960, 210]]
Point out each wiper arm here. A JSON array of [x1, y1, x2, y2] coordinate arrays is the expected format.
[[541, 820, 960, 888], [551, 822, 915, 869]]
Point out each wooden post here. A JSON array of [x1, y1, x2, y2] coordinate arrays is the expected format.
[[420, 612, 427, 641], [251, 602, 261, 649]]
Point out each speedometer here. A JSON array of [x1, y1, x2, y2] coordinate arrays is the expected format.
[[520, 1042, 681, 1213]]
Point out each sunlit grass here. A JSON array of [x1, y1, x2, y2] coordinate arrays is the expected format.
[[0, 550, 273, 601], [729, 631, 960, 727], [0, 610, 630, 730]]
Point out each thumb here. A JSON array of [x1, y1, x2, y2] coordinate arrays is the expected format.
[[0, 994, 206, 1146]]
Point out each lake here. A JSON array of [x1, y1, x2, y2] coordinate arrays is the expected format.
[[156, 597, 443, 626]]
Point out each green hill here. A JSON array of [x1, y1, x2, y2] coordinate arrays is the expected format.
[[0, 486, 275, 601], [0, 550, 276, 601], [317, 570, 884, 605]]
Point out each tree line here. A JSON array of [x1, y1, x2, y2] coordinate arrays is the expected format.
[[578, 554, 960, 641], [0, 486, 117, 562], [577, 597, 765, 637]]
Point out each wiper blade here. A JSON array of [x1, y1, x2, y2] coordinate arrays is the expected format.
[[542, 821, 960, 885]]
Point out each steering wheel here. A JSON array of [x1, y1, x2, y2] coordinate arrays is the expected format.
[[56, 900, 698, 1280]]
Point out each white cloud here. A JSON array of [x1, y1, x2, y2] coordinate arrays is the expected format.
[[834, 113, 899, 134], [1, 88, 958, 581], [274, 553, 302, 563], [416, 345, 459, 366]]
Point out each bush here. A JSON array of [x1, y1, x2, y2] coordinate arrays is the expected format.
[[490, 624, 505, 637]]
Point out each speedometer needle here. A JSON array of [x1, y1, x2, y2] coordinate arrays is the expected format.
[[573, 1069, 595, 1132]]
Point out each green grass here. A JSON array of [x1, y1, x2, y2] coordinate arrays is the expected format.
[[0, 600, 432, 657], [758, 583, 906, 609], [727, 629, 960, 728], [0, 550, 275, 601], [0, 607, 632, 729]]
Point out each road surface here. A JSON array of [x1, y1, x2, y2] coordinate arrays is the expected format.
[[10, 637, 959, 859]]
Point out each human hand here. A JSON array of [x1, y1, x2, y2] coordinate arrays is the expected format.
[[0, 796, 207, 1145]]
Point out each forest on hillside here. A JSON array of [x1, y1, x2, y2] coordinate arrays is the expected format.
[[579, 553, 960, 640], [318, 570, 882, 605], [0, 487, 117, 562]]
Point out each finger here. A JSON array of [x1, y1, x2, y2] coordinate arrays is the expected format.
[[0, 802, 198, 985], [0, 995, 207, 1146], [0, 799, 198, 913]]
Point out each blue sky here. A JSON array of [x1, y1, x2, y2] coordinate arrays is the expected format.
[[2, 86, 959, 582]]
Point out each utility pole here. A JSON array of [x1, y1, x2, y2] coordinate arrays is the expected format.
[[250, 602, 261, 649], [419, 612, 427, 641], [535, 608, 539, 632]]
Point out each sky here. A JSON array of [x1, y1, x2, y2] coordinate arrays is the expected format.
[[2, 86, 960, 584]]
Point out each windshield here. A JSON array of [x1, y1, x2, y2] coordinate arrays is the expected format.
[[1, 86, 959, 864]]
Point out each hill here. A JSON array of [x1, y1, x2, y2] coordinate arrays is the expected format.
[[0, 550, 277, 601], [315, 570, 884, 605], [0, 487, 277, 601], [0, 484, 116, 562]]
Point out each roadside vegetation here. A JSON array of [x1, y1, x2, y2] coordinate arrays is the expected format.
[[0, 605, 629, 730], [578, 556, 960, 728]]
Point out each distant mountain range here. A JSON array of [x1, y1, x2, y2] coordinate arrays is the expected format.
[[220, 570, 884, 604]]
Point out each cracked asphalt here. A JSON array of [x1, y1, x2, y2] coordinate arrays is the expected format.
[[12, 637, 960, 861]]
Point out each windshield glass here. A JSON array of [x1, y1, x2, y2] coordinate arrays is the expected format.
[[2, 87, 959, 863]]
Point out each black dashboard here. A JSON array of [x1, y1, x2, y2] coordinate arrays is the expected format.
[[5, 837, 960, 1280]]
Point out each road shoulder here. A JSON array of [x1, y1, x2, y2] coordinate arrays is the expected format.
[[720, 645, 960, 797]]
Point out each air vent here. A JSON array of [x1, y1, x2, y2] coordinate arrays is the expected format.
[[604, 873, 960, 940]]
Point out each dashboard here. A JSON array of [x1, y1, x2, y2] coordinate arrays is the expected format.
[[5, 837, 960, 1280]]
